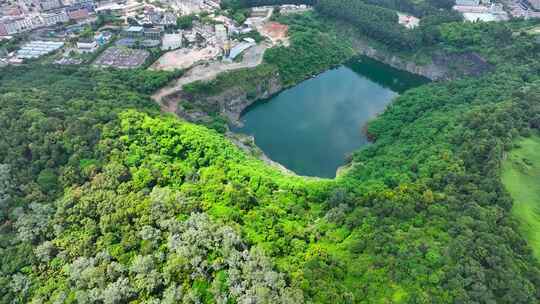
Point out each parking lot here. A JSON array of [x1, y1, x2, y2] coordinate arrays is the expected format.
[[93, 47, 149, 69]]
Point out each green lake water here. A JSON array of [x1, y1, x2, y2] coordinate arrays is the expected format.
[[234, 56, 429, 178]]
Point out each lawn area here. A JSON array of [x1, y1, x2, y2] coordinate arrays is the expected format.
[[502, 135, 540, 260], [527, 26, 540, 35]]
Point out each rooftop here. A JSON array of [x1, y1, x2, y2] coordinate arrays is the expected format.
[[126, 26, 144, 32], [17, 40, 64, 58], [228, 41, 255, 60]]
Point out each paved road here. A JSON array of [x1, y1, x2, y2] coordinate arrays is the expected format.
[[151, 43, 269, 113]]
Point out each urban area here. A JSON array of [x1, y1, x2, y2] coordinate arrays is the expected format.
[[0, 0, 539, 68]]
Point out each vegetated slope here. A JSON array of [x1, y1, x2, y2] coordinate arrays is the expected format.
[[2, 56, 540, 304], [224, 0, 463, 52], [502, 135, 540, 260], [0, 65, 333, 303], [2, 14, 540, 304]]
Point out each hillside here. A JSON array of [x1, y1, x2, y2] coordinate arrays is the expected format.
[[1, 2, 540, 303], [503, 135, 540, 260]]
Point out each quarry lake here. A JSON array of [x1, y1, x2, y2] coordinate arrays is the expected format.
[[234, 56, 429, 178]]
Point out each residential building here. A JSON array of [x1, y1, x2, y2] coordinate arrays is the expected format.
[[143, 27, 162, 40], [2, 6, 23, 16], [0, 16, 35, 35], [95, 2, 143, 16], [41, 10, 69, 26], [62, 0, 92, 6], [0, 23, 8, 36], [67, 8, 89, 20], [95, 31, 111, 45], [490, 3, 504, 13], [40, 0, 62, 11], [160, 12, 176, 26], [147, 12, 161, 25], [62, 0, 94, 12], [123, 26, 143, 37]]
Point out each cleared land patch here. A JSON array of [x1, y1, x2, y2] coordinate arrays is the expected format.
[[502, 135, 540, 260]]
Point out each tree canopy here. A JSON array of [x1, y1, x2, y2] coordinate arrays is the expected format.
[[1, 6, 540, 304]]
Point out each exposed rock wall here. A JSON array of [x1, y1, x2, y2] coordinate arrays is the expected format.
[[359, 47, 448, 80], [352, 39, 493, 81], [168, 40, 492, 125], [208, 74, 283, 123], [176, 73, 283, 125]]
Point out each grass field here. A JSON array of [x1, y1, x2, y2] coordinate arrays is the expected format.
[[502, 135, 540, 260]]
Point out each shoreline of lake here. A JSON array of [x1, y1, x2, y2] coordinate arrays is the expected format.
[[233, 57, 429, 178]]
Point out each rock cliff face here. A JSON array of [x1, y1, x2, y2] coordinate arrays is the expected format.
[[176, 73, 283, 125], [359, 46, 448, 80], [353, 40, 493, 81], [208, 75, 283, 123], [172, 41, 492, 125]]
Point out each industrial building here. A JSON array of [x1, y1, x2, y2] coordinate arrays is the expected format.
[[16, 40, 64, 59], [226, 38, 256, 61]]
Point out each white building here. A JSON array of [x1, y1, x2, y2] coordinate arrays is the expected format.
[[455, 0, 508, 22], [1, 19, 21, 35], [95, 2, 144, 17], [0, 16, 36, 35], [398, 13, 420, 29], [76, 39, 98, 53], [463, 12, 496, 21], [455, 0, 480, 5], [41, 10, 69, 26], [161, 32, 182, 50], [280, 4, 312, 15], [251, 6, 272, 18], [39, 0, 62, 11], [160, 12, 177, 27], [177, 0, 210, 14]]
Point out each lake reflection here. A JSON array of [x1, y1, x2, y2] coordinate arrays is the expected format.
[[234, 57, 429, 178]]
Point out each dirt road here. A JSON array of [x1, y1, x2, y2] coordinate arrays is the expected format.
[[151, 43, 269, 113]]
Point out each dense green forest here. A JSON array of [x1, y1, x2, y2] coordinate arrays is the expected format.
[[2, 2, 540, 304], [223, 0, 463, 51]]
